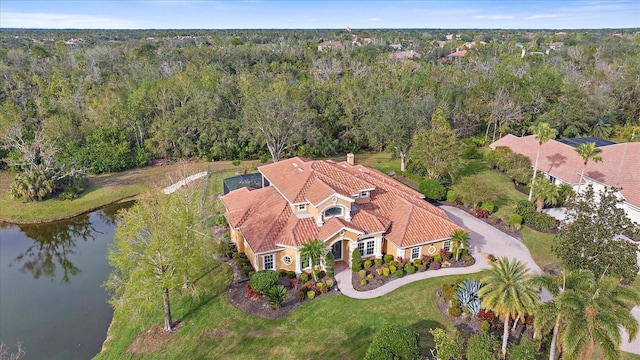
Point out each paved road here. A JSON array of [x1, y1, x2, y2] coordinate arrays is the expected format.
[[334, 205, 640, 355]]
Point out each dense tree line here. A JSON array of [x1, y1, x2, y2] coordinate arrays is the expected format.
[[1, 29, 638, 180]]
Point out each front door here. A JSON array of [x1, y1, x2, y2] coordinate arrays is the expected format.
[[331, 240, 342, 260]]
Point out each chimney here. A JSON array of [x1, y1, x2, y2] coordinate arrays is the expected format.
[[346, 153, 355, 165]]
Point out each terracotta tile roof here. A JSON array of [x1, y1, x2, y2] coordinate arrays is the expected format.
[[223, 157, 466, 253], [490, 135, 640, 208]]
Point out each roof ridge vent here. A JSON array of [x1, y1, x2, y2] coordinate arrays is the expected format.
[[298, 167, 304, 172]]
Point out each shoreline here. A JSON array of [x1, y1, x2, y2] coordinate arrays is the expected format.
[[0, 195, 139, 225]]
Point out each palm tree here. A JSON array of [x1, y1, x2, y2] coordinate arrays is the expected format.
[[478, 257, 539, 359], [575, 142, 602, 192], [531, 178, 560, 212], [300, 239, 325, 281], [531, 269, 595, 360], [559, 274, 639, 360], [528, 122, 558, 201], [450, 229, 470, 261]]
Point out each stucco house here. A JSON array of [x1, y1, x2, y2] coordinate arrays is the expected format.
[[221, 155, 466, 273], [490, 135, 640, 224]]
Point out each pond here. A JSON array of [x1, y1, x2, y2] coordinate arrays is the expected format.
[[0, 202, 131, 360]]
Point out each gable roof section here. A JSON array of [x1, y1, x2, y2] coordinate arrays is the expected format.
[[490, 135, 640, 208], [223, 157, 466, 253]]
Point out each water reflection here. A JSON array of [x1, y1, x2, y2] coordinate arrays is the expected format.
[[8, 201, 132, 283]]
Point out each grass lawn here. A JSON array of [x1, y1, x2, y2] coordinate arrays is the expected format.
[[95, 262, 472, 360], [0, 160, 247, 223], [520, 227, 560, 271]]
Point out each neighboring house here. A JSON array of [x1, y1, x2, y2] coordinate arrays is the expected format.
[[438, 49, 468, 63], [490, 135, 640, 223], [317, 40, 343, 51], [390, 50, 421, 59], [221, 155, 466, 273]]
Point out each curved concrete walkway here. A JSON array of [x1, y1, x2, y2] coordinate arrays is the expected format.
[[335, 205, 542, 300], [162, 171, 207, 194]]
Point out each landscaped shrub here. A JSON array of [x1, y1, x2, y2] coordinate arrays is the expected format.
[[382, 267, 390, 276], [300, 273, 309, 283], [417, 264, 425, 272], [446, 190, 458, 203], [383, 254, 394, 263], [451, 299, 461, 308], [307, 290, 316, 299], [476, 209, 489, 218], [366, 273, 374, 280], [389, 265, 397, 273], [277, 269, 287, 277], [360, 279, 367, 286], [266, 285, 288, 309], [363, 259, 373, 269], [376, 268, 383, 276], [480, 201, 495, 214], [439, 249, 452, 261], [431, 261, 441, 270], [249, 270, 278, 294], [374, 258, 383, 266], [508, 213, 523, 229], [325, 251, 335, 278], [287, 270, 296, 279], [508, 339, 539, 360], [289, 277, 299, 289], [434, 254, 442, 263], [448, 306, 462, 317], [480, 320, 490, 332], [316, 282, 326, 294], [352, 248, 363, 271], [296, 289, 306, 301], [515, 200, 557, 231], [419, 178, 446, 201], [363, 325, 420, 360], [325, 278, 334, 289], [442, 283, 457, 299], [395, 270, 404, 278], [359, 269, 367, 279], [389, 260, 398, 267], [413, 258, 422, 266], [466, 332, 500, 360], [405, 264, 416, 274]]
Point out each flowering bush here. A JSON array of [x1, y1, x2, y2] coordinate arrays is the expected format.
[[430, 261, 441, 270]]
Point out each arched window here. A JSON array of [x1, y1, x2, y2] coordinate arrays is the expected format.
[[324, 206, 343, 218]]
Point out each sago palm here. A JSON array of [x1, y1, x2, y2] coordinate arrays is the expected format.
[[478, 257, 539, 359], [300, 239, 325, 281]]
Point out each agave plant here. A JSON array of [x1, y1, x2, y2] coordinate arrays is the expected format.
[[454, 288, 474, 305], [454, 279, 483, 317], [466, 298, 482, 317]]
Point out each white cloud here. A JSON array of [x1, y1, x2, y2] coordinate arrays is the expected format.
[[367, 17, 381, 22], [0, 12, 141, 29]]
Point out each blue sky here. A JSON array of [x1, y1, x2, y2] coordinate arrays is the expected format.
[[1, 1, 638, 29]]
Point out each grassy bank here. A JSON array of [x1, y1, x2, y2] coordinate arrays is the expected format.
[[0, 160, 247, 224], [95, 262, 466, 360]]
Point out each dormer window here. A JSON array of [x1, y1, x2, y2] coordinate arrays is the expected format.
[[298, 204, 306, 211], [360, 191, 369, 198], [324, 206, 343, 218]]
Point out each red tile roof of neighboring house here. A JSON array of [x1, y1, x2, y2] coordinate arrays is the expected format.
[[390, 50, 421, 59], [222, 157, 465, 253], [448, 50, 467, 57], [490, 135, 640, 208]]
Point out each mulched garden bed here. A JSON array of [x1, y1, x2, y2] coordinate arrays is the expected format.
[[225, 259, 340, 320], [433, 288, 482, 333], [352, 256, 476, 291]]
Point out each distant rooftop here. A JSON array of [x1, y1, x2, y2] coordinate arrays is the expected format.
[[557, 137, 616, 148]]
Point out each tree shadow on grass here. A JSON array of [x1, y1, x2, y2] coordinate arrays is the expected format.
[[176, 262, 230, 322], [409, 320, 446, 351]]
